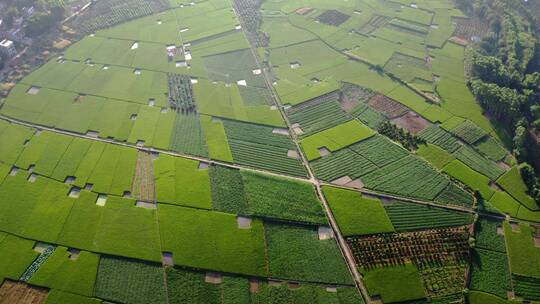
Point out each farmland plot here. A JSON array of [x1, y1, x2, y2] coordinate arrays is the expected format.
[[361, 156, 451, 201], [323, 186, 395, 236], [95, 256, 167, 304], [225, 120, 307, 177], [158, 205, 267, 276], [265, 223, 352, 284], [453, 146, 505, 181], [153, 154, 212, 209], [241, 171, 326, 224], [286, 91, 350, 137], [170, 112, 209, 157], [68, 0, 171, 34], [384, 201, 473, 232]]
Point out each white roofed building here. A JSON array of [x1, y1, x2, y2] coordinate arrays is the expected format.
[[0, 39, 17, 58]]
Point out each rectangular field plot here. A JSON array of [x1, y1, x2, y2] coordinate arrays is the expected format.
[[311, 135, 407, 182], [434, 182, 474, 207], [361, 155, 450, 201], [503, 222, 540, 278], [469, 248, 512, 299], [169, 112, 209, 157], [194, 80, 285, 127], [204, 48, 266, 88], [95, 255, 167, 304], [513, 274, 540, 301], [154, 154, 212, 209], [81, 144, 137, 196], [241, 171, 326, 224], [361, 263, 427, 303], [176, 6, 239, 43], [449, 120, 488, 144], [223, 119, 307, 177], [158, 204, 267, 276], [200, 115, 234, 162], [57, 193, 161, 262], [209, 165, 249, 215], [286, 91, 350, 137], [418, 125, 462, 153], [323, 186, 394, 236], [28, 247, 99, 297], [265, 223, 353, 284], [384, 201, 473, 232], [300, 120, 375, 161]]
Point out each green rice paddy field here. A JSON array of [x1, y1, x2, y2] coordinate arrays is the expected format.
[[0, 0, 538, 302]]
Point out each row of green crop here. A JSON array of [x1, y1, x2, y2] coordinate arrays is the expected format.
[[228, 139, 307, 177], [73, 0, 170, 34], [384, 202, 473, 232], [169, 112, 209, 157], [450, 120, 488, 145], [418, 126, 462, 153], [286, 98, 350, 137], [224, 119, 294, 149]]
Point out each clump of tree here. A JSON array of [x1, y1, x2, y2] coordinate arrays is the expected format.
[[520, 163, 540, 202], [465, 0, 540, 201], [25, 4, 64, 37], [377, 121, 426, 151]]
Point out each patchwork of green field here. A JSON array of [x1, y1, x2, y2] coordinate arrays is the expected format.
[[1, 0, 540, 301], [0, 171, 162, 262], [323, 186, 395, 236]]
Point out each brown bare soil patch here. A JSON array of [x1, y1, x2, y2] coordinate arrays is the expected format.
[[295, 7, 313, 15], [53, 39, 72, 50], [0, 281, 48, 304], [368, 94, 408, 118], [391, 111, 430, 134]]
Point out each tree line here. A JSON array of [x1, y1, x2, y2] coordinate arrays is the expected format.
[[459, 0, 540, 202]]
